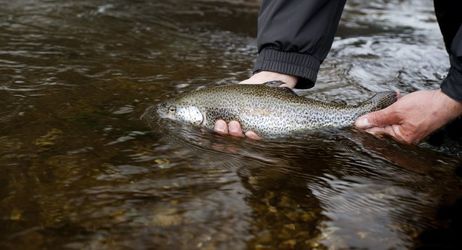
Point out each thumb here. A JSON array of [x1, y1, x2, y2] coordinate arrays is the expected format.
[[355, 106, 400, 129]]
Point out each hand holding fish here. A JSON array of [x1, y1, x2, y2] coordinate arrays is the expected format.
[[214, 120, 261, 139], [213, 72, 462, 144], [214, 71, 297, 139], [355, 89, 462, 144]]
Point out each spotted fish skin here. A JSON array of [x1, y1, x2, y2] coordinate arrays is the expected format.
[[153, 84, 397, 137]]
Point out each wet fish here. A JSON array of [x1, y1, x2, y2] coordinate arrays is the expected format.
[[147, 83, 397, 137]]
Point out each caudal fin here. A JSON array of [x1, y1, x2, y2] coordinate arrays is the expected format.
[[360, 91, 398, 113]]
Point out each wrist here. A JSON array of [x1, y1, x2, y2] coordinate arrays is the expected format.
[[240, 71, 298, 88], [437, 89, 462, 118]]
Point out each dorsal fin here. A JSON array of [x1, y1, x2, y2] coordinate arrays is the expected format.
[[262, 80, 297, 95], [263, 80, 286, 88], [277, 87, 297, 95]]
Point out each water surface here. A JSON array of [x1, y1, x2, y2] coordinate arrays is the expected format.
[[1, 0, 461, 249]]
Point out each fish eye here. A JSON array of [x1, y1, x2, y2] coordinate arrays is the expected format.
[[168, 106, 176, 113]]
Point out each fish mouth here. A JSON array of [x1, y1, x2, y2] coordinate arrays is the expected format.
[[155, 102, 174, 119], [141, 102, 171, 124], [141, 105, 156, 121]]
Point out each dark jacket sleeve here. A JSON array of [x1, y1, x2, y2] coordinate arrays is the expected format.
[[253, 0, 346, 88], [434, 0, 462, 101]]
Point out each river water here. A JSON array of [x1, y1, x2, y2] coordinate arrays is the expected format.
[[1, 0, 461, 249]]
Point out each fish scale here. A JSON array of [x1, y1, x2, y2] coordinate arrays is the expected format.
[[152, 84, 397, 138]]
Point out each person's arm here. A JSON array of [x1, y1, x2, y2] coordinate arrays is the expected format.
[[354, 1, 462, 144], [435, 0, 462, 101], [251, 0, 346, 88], [215, 0, 347, 138]]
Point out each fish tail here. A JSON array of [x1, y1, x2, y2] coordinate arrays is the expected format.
[[357, 91, 398, 115]]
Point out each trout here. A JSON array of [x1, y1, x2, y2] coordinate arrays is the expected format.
[[147, 83, 397, 137]]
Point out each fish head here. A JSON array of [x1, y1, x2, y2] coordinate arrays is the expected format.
[[156, 99, 204, 126]]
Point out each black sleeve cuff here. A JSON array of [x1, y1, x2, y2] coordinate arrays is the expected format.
[[441, 56, 462, 102], [253, 48, 320, 89]]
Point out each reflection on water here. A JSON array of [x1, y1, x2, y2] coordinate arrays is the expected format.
[[0, 0, 461, 249]]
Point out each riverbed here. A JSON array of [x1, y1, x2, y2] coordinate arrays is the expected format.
[[1, 0, 461, 249]]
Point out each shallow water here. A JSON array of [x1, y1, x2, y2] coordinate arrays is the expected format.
[[0, 0, 461, 249]]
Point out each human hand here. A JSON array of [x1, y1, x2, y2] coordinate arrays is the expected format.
[[355, 89, 462, 144], [214, 120, 261, 139], [214, 71, 298, 139]]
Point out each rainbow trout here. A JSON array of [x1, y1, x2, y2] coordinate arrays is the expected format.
[[149, 83, 397, 137]]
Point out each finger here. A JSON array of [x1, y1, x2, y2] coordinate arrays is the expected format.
[[228, 121, 244, 137], [365, 126, 397, 138], [245, 131, 261, 140], [355, 106, 400, 129], [365, 125, 410, 144], [214, 120, 228, 135]]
